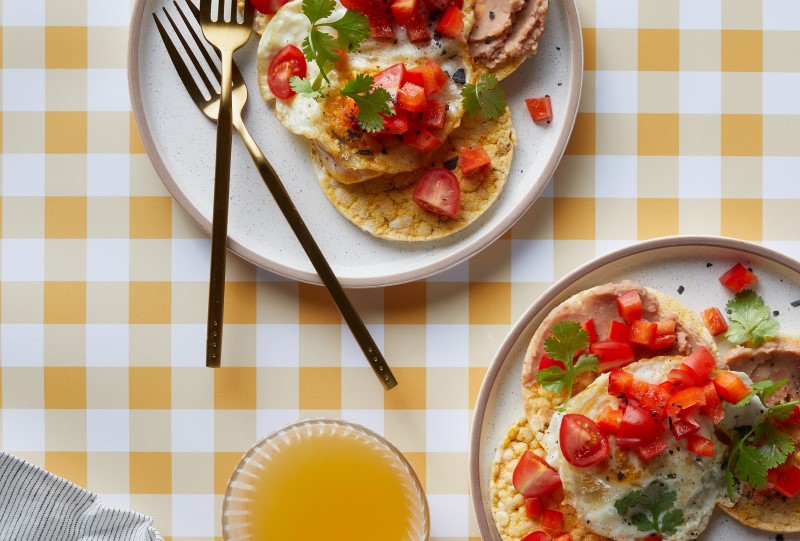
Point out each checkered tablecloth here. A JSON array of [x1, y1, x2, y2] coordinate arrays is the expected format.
[[1, 1, 800, 540]]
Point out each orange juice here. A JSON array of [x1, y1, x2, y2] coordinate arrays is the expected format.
[[251, 431, 415, 541]]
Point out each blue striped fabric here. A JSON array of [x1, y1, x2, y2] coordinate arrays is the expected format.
[[0, 453, 163, 541]]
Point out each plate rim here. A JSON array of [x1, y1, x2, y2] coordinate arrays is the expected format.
[[468, 234, 800, 541], [127, 0, 585, 288]]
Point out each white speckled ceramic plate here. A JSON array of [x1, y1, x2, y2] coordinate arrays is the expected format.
[[128, 0, 582, 287], [470, 236, 800, 541]]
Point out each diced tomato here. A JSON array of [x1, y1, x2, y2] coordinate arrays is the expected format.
[[617, 290, 643, 324], [412, 167, 458, 216], [407, 60, 448, 96], [630, 319, 657, 347], [700, 307, 728, 336], [671, 416, 701, 439], [590, 341, 634, 371], [667, 368, 696, 389], [403, 128, 441, 152], [423, 0, 463, 9], [650, 333, 677, 349], [770, 463, 800, 498], [521, 533, 551, 541], [267, 44, 307, 100], [390, 0, 417, 25], [251, 0, 291, 15], [686, 434, 715, 457], [639, 384, 672, 421], [559, 414, 609, 467], [422, 100, 447, 130], [680, 347, 716, 385], [372, 63, 406, 99], [719, 263, 757, 292], [367, 11, 395, 38], [617, 404, 664, 448], [378, 108, 409, 135], [542, 509, 564, 532], [403, 68, 425, 90], [397, 81, 427, 112], [655, 319, 676, 334], [525, 96, 553, 122], [636, 436, 668, 460], [608, 369, 634, 396], [435, 6, 464, 37], [512, 450, 562, 498], [667, 386, 706, 419], [524, 497, 543, 518], [628, 379, 655, 402], [459, 146, 491, 176], [596, 406, 623, 435], [538, 354, 565, 371], [554, 535, 573, 541], [657, 380, 680, 397], [785, 405, 800, 426], [712, 371, 751, 403], [701, 380, 725, 424], [608, 320, 630, 343], [582, 319, 598, 342], [405, 7, 431, 42], [640, 537, 662, 541]]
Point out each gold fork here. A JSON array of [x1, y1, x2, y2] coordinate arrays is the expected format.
[[154, 1, 398, 390], [197, 0, 253, 368]]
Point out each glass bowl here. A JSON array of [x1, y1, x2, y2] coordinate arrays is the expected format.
[[222, 418, 430, 541]]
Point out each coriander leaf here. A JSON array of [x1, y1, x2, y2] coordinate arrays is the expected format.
[[725, 290, 780, 346], [574, 353, 599, 376], [290, 76, 320, 99], [631, 513, 653, 533], [325, 9, 371, 52], [614, 488, 641, 517], [755, 422, 794, 469], [340, 74, 393, 132], [535, 366, 569, 394], [736, 444, 769, 488], [733, 389, 757, 408], [755, 378, 789, 401], [461, 73, 507, 120], [768, 400, 800, 422], [650, 485, 677, 519], [545, 321, 590, 361], [660, 509, 684, 536], [303, 0, 336, 25], [726, 466, 738, 502], [306, 30, 340, 80]]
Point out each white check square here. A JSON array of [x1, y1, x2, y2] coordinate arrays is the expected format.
[[679, 157, 721, 198], [87, 410, 130, 452], [764, 158, 800, 198], [596, 0, 638, 28], [595, 71, 638, 113], [2, 410, 45, 451], [3, 69, 45, 112], [256, 409, 300, 436], [87, 0, 133, 26], [679, 0, 721, 29], [426, 324, 469, 368], [172, 239, 210, 282], [764, 73, 800, 115], [426, 410, 469, 453], [3, 0, 45, 26], [86, 324, 129, 367], [341, 409, 384, 436], [171, 410, 214, 452], [2, 239, 45, 281], [596, 240, 634, 258], [1, 324, 44, 367], [2, 155, 45, 196], [764, 0, 800, 30], [427, 494, 469, 538], [595, 156, 638, 198], [87, 154, 130, 196], [86, 239, 130, 281], [511, 240, 554, 283], [172, 494, 215, 537], [171, 324, 205, 367], [87, 69, 130, 112], [679, 72, 721, 114]]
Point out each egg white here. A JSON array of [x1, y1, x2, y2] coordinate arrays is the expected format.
[[545, 358, 735, 541]]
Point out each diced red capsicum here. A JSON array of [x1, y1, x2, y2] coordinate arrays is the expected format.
[[459, 146, 491, 176], [679, 347, 716, 385], [525, 96, 553, 122], [636, 436, 668, 460], [521, 533, 551, 541], [667, 368, 696, 389], [667, 386, 706, 419], [590, 341, 634, 371], [608, 320, 630, 342], [422, 100, 447, 129], [608, 368, 634, 395], [630, 319, 657, 347], [372, 63, 406, 98], [390, 0, 417, 25], [524, 497, 543, 518], [541, 509, 564, 532], [700, 307, 728, 336], [712, 371, 751, 403], [671, 417, 701, 439], [770, 463, 800, 498], [367, 11, 395, 38], [538, 354, 565, 371], [378, 108, 409, 135], [701, 380, 725, 424], [405, 6, 431, 42], [403, 128, 441, 152], [617, 404, 664, 448], [397, 81, 427, 112], [719, 262, 757, 292], [435, 5, 464, 37], [617, 290, 643, 324], [686, 434, 715, 457], [582, 319, 598, 342], [651, 332, 677, 349], [596, 406, 623, 435], [407, 60, 448, 95]]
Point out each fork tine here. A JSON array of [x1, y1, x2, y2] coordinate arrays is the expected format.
[[164, 5, 218, 95], [153, 11, 209, 110], [175, 0, 222, 84]]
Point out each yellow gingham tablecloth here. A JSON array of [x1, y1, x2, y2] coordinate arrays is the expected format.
[[2, 1, 800, 540]]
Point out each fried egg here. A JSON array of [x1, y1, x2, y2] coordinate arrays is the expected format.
[[543, 358, 733, 541], [256, 0, 476, 183]]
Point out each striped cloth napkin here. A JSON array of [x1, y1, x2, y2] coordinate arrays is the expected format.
[[0, 452, 163, 541]]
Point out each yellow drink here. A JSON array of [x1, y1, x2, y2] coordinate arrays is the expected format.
[[239, 423, 426, 541]]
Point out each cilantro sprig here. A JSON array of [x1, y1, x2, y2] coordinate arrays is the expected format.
[[461, 73, 507, 120], [614, 481, 684, 537], [725, 378, 799, 500], [724, 290, 780, 346], [288, 0, 392, 131], [535, 321, 599, 411]]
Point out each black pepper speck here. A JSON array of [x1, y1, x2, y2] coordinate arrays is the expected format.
[[452, 68, 466, 84], [677, 285, 685, 294], [443, 156, 459, 170], [792, 300, 800, 307], [489, 10, 495, 19]]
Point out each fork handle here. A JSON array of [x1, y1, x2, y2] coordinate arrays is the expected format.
[[206, 52, 235, 368], [233, 116, 398, 391]]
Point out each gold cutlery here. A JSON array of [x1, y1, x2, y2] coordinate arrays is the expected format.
[[154, 1, 398, 389]]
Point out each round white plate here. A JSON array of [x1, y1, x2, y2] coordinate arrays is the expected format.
[[128, 0, 583, 287], [470, 236, 800, 540]]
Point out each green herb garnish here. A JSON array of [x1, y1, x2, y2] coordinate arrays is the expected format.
[[461, 73, 507, 120], [725, 378, 799, 500], [614, 481, 684, 537], [535, 321, 598, 411], [339, 74, 393, 133], [724, 290, 780, 346]]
